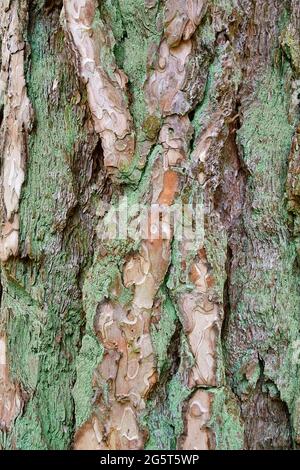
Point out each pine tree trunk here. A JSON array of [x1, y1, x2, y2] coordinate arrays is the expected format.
[[0, 0, 300, 450]]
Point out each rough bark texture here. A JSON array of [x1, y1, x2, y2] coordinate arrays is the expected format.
[[0, 0, 300, 450]]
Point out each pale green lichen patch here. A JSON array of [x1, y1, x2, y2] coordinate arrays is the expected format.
[[3, 264, 83, 449], [72, 257, 119, 425], [213, 0, 239, 15], [142, 334, 192, 449], [209, 387, 244, 450], [226, 68, 300, 440], [112, 0, 162, 125], [72, 335, 102, 428], [20, 20, 85, 257], [10, 401, 47, 450], [0, 14, 93, 450], [281, 25, 300, 76], [205, 229, 228, 301], [101, 0, 164, 181], [142, 373, 190, 450], [151, 289, 177, 375]]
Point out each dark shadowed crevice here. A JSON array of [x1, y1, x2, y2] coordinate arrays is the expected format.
[[221, 244, 232, 344], [90, 138, 105, 187], [44, 0, 63, 15], [0, 104, 3, 129], [220, 103, 247, 345], [242, 357, 293, 450], [218, 101, 249, 446]]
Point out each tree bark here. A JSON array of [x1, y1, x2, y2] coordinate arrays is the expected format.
[[0, 0, 300, 450]]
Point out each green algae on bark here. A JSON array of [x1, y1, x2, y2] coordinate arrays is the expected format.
[[225, 68, 300, 447]]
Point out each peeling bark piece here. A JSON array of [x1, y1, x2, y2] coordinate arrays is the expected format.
[[0, 215, 19, 262], [181, 390, 213, 450], [145, 39, 192, 116], [101, 402, 145, 449], [164, 0, 207, 47], [124, 240, 170, 310], [159, 115, 193, 168], [74, 415, 104, 450], [80, 300, 156, 450], [0, 0, 32, 262], [63, 0, 135, 173], [158, 171, 179, 205], [192, 112, 225, 165], [178, 250, 221, 387], [179, 291, 219, 387], [0, 334, 23, 431]]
